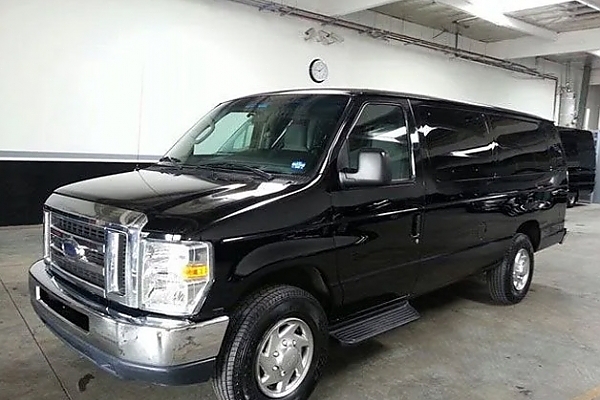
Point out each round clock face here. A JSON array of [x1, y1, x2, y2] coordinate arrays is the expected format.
[[309, 59, 328, 83]]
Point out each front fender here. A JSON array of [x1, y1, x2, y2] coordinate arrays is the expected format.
[[198, 235, 341, 318]]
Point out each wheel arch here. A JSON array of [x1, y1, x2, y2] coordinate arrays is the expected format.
[[237, 265, 335, 316], [517, 220, 541, 251]]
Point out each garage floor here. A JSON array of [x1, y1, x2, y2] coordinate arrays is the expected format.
[[2, 205, 600, 400]]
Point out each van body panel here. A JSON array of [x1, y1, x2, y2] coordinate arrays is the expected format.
[[329, 96, 426, 306], [410, 100, 567, 295]]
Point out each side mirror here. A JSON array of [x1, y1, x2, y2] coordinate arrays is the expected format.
[[339, 149, 392, 188]]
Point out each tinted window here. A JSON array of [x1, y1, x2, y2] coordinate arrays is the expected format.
[[416, 105, 492, 181], [560, 130, 580, 159], [544, 123, 566, 170], [346, 104, 411, 181], [488, 116, 550, 176], [560, 129, 596, 170]]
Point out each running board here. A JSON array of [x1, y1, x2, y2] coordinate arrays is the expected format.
[[329, 299, 420, 346]]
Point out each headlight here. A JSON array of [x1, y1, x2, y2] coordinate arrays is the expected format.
[[140, 239, 213, 316]]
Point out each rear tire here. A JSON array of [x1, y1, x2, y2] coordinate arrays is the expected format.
[[487, 233, 534, 305], [567, 191, 578, 208], [213, 285, 328, 400]]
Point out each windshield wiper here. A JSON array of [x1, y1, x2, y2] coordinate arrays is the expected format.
[[193, 162, 273, 181], [157, 156, 183, 170]]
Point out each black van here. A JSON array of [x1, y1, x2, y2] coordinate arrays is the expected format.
[[558, 127, 596, 207], [29, 89, 567, 400]]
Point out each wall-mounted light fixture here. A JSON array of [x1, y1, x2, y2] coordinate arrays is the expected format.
[[304, 27, 344, 45]]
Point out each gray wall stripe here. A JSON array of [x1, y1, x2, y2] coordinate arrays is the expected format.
[[0, 151, 161, 162]]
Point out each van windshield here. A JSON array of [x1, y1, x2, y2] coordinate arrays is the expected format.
[[162, 94, 350, 177]]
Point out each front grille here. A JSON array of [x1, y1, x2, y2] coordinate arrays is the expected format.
[[50, 248, 105, 287], [118, 240, 126, 294], [52, 213, 104, 243], [48, 211, 127, 293]]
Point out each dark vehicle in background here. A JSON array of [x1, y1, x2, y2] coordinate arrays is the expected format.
[[558, 127, 596, 207], [29, 89, 567, 400]]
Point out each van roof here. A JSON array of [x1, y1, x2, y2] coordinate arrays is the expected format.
[[233, 88, 552, 123]]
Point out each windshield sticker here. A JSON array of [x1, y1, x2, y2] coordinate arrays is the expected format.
[[291, 161, 306, 171], [243, 102, 269, 110]]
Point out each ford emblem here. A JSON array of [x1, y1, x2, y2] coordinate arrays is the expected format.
[[61, 237, 86, 260]]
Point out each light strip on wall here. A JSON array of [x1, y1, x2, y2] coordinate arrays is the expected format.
[[480, 0, 572, 13]]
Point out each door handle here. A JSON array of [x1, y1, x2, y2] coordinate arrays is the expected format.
[[411, 213, 422, 243]]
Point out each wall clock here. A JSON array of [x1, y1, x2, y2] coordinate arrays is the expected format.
[[309, 58, 328, 83]]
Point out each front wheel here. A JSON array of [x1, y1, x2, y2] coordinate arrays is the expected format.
[[487, 233, 535, 305], [213, 285, 328, 400]]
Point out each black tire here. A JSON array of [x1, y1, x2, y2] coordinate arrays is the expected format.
[[213, 285, 328, 400], [487, 233, 535, 305], [567, 191, 578, 208]]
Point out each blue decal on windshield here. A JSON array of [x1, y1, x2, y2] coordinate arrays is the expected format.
[[291, 161, 306, 171]]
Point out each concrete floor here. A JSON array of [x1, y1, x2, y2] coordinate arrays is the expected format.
[[2, 205, 600, 400]]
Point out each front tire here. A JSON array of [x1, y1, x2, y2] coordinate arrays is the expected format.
[[487, 233, 534, 305], [213, 285, 328, 400]]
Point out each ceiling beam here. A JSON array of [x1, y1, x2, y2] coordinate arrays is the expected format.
[[325, 0, 401, 16], [435, 0, 558, 40], [277, 0, 399, 16], [577, 0, 600, 11], [275, 0, 328, 14], [488, 27, 600, 59]]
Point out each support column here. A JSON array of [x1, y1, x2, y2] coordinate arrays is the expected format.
[[593, 135, 600, 204], [576, 58, 592, 129], [559, 89, 577, 127]]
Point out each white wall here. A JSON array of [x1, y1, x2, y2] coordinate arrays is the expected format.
[[0, 0, 557, 161]]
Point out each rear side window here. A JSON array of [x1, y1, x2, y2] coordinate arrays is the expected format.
[[488, 116, 550, 176], [544, 123, 567, 170], [560, 130, 580, 159], [346, 104, 411, 181], [416, 105, 492, 181], [579, 133, 597, 170], [560, 129, 596, 170]]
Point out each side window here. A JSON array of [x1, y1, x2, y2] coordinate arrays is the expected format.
[[560, 131, 579, 160], [579, 133, 597, 170], [416, 105, 492, 181], [544, 124, 566, 169], [488, 116, 550, 176], [347, 104, 411, 181]]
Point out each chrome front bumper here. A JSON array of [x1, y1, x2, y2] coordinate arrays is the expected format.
[[29, 260, 229, 385]]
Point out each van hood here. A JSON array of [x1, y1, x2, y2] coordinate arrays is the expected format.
[[54, 168, 297, 232]]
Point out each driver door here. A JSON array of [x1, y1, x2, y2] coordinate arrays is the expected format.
[[331, 98, 426, 306]]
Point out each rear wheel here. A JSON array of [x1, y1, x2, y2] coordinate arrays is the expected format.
[[213, 285, 328, 400], [567, 191, 578, 208], [487, 233, 534, 304]]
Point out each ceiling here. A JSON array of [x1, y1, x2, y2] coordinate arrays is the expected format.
[[373, 0, 600, 43], [511, 1, 600, 32], [543, 51, 600, 67], [373, 0, 524, 42], [276, 0, 600, 74]]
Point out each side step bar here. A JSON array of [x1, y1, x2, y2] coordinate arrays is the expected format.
[[329, 299, 420, 346]]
